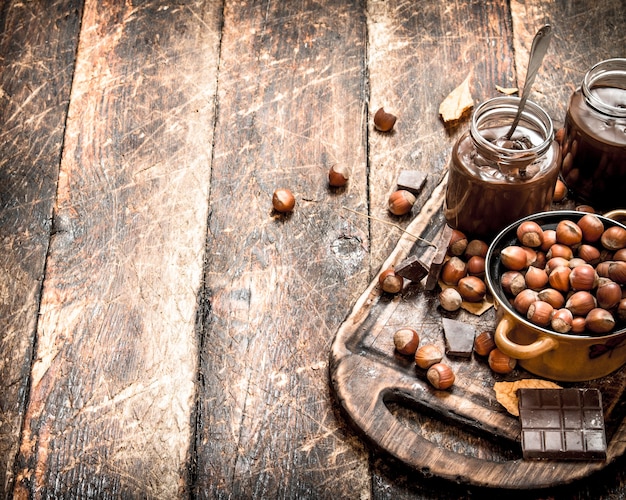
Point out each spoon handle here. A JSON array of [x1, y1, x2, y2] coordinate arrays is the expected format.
[[505, 24, 553, 140]]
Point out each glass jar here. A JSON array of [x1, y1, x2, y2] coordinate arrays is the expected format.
[[560, 58, 626, 209], [444, 96, 560, 238]]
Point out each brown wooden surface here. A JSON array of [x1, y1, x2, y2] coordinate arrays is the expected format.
[[1, 0, 625, 498]]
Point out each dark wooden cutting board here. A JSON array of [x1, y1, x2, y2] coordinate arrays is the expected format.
[[329, 177, 626, 489]]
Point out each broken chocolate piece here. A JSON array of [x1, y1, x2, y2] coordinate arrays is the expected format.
[[397, 170, 427, 195], [442, 317, 476, 358], [395, 255, 429, 282], [424, 224, 453, 291], [518, 388, 607, 461]]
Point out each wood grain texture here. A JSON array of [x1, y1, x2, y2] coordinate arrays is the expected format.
[[510, 0, 626, 126], [0, 1, 82, 495], [366, 0, 515, 272], [10, 1, 222, 497], [193, 0, 372, 497]]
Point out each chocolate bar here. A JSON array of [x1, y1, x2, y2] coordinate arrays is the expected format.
[[396, 170, 426, 195], [518, 388, 607, 460], [395, 255, 429, 283], [442, 318, 476, 358]]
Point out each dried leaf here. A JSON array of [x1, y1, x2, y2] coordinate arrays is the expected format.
[[439, 73, 474, 123], [494, 379, 562, 416], [496, 85, 519, 95]]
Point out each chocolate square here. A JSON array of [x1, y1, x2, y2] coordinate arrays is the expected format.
[[518, 388, 607, 460]]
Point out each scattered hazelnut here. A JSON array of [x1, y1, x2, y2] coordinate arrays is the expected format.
[[473, 331, 496, 356], [438, 287, 463, 312], [393, 327, 420, 356], [328, 164, 349, 187], [457, 276, 486, 303], [426, 363, 455, 390], [466, 255, 485, 277], [464, 239, 489, 259], [379, 269, 403, 294], [415, 344, 443, 369], [448, 230, 468, 256], [488, 348, 516, 374], [440, 256, 467, 286], [388, 189, 416, 216], [374, 107, 397, 132], [272, 188, 295, 213]]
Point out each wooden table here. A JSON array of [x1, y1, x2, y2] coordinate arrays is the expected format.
[[1, 0, 625, 498]]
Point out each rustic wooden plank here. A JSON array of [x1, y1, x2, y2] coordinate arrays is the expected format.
[[193, 0, 372, 497], [0, 1, 82, 495], [10, 1, 222, 497], [366, 0, 517, 273]]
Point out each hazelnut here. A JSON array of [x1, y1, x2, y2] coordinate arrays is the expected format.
[[548, 265, 572, 293], [467, 255, 486, 277], [547, 243, 574, 260], [457, 276, 486, 303], [272, 188, 296, 213], [555, 219, 583, 247], [393, 327, 420, 356], [513, 289, 539, 315], [465, 239, 489, 259], [601, 226, 626, 251], [388, 190, 416, 216], [379, 269, 403, 294], [565, 290, 597, 316], [571, 316, 587, 333], [613, 248, 626, 262], [578, 214, 604, 243], [537, 288, 565, 309], [374, 107, 397, 132], [438, 287, 463, 312], [569, 264, 598, 291], [500, 245, 528, 271], [541, 229, 557, 252], [328, 164, 349, 187], [553, 179, 567, 202], [488, 348, 516, 374], [448, 230, 468, 256], [426, 363, 455, 390], [501, 271, 526, 296], [546, 256, 570, 274], [585, 308, 615, 334], [577, 244, 601, 265], [576, 205, 596, 213], [524, 266, 549, 290], [415, 344, 443, 369], [608, 261, 626, 285], [474, 331, 496, 357], [568, 257, 587, 269], [516, 221, 544, 248], [596, 279, 622, 310], [551, 308, 574, 333], [440, 257, 467, 286], [527, 300, 554, 327], [522, 247, 539, 267]]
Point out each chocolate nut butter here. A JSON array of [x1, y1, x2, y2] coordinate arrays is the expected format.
[[445, 97, 560, 238], [560, 58, 626, 210]]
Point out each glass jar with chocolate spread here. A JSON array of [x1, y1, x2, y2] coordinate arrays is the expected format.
[[560, 58, 626, 209], [444, 96, 560, 238]]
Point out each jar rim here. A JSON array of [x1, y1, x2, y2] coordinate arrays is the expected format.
[[470, 96, 554, 159], [582, 58, 626, 118]]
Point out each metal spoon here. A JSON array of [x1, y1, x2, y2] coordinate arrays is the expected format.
[[504, 24, 553, 140]]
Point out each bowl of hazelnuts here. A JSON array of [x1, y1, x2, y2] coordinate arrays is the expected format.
[[484, 209, 626, 382]]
